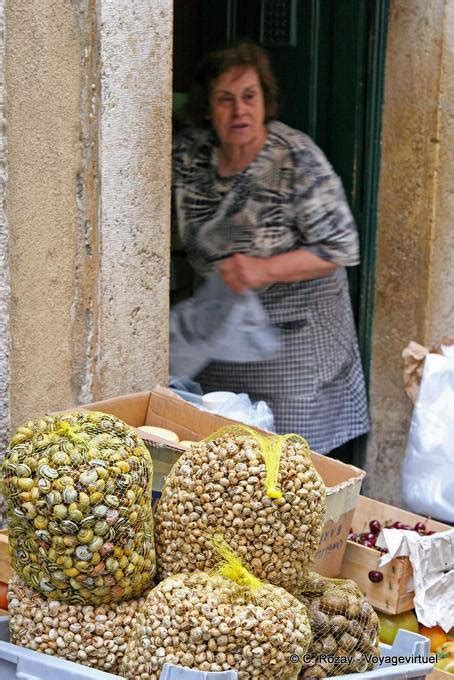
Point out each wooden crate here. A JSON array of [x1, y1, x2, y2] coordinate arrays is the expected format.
[[0, 529, 12, 583], [339, 495, 450, 614]]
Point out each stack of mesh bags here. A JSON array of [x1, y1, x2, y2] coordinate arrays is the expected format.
[[0, 411, 156, 674], [121, 536, 313, 680], [144, 424, 379, 678]]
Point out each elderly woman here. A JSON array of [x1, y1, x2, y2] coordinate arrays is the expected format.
[[172, 42, 369, 454]]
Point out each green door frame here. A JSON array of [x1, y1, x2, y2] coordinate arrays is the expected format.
[[302, 1, 390, 370], [349, 1, 390, 468], [357, 0, 390, 384], [301, 0, 390, 468]]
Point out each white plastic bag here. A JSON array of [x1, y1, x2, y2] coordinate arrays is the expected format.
[[169, 272, 280, 378], [401, 348, 454, 523], [201, 391, 275, 432]]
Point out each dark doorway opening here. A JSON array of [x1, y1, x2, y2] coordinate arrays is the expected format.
[[171, 0, 390, 467]]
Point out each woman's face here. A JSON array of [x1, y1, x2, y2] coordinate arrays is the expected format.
[[209, 67, 266, 148]]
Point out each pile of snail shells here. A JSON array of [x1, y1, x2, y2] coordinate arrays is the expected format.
[[0, 411, 155, 604], [121, 571, 312, 680], [8, 574, 148, 674], [296, 573, 380, 678], [154, 432, 326, 593]]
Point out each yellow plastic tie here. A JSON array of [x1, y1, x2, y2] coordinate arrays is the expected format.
[[204, 425, 310, 499], [211, 534, 262, 590], [55, 420, 85, 445]]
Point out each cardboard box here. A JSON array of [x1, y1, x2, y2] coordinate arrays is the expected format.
[[0, 530, 12, 584], [81, 387, 366, 578], [339, 495, 450, 614]]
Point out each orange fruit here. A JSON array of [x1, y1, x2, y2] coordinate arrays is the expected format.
[[419, 624, 447, 653]]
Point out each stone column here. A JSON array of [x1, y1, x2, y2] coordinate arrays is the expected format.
[[97, 0, 172, 396], [4, 0, 84, 432], [427, 1, 454, 340], [0, 0, 11, 525], [1, 0, 172, 435], [365, 0, 452, 505]]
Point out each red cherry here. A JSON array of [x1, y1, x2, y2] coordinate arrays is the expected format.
[[363, 540, 376, 548], [358, 533, 375, 545], [368, 570, 384, 583], [392, 521, 405, 529], [426, 530, 436, 536], [414, 522, 426, 534], [378, 547, 389, 554], [369, 519, 381, 535], [348, 532, 358, 541]]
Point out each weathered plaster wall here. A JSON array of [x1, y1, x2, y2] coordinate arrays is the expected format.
[[70, 0, 100, 407], [365, 0, 450, 504], [0, 0, 9, 524], [2, 0, 172, 443], [97, 0, 172, 396], [0, 1, 10, 452], [427, 1, 454, 340], [5, 0, 83, 429]]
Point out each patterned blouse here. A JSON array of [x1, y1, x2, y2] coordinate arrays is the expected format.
[[173, 120, 358, 264]]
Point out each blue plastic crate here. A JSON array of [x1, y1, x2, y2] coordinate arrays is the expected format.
[[0, 616, 434, 679]]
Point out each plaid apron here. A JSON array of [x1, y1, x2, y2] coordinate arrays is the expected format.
[[196, 268, 369, 453]]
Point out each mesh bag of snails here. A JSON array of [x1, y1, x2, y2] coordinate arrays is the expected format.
[[296, 572, 380, 678], [154, 425, 326, 593], [121, 536, 312, 680], [7, 573, 149, 674], [0, 411, 156, 604]]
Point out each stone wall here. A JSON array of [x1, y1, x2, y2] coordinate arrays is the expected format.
[[1, 0, 172, 443], [427, 1, 454, 341], [97, 0, 172, 398], [5, 0, 84, 432], [365, 0, 454, 505], [0, 0, 10, 457]]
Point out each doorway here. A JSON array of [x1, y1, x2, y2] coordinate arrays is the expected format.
[[171, 0, 390, 467]]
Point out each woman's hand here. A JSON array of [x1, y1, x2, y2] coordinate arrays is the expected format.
[[217, 253, 271, 294], [218, 249, 338, 293]]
